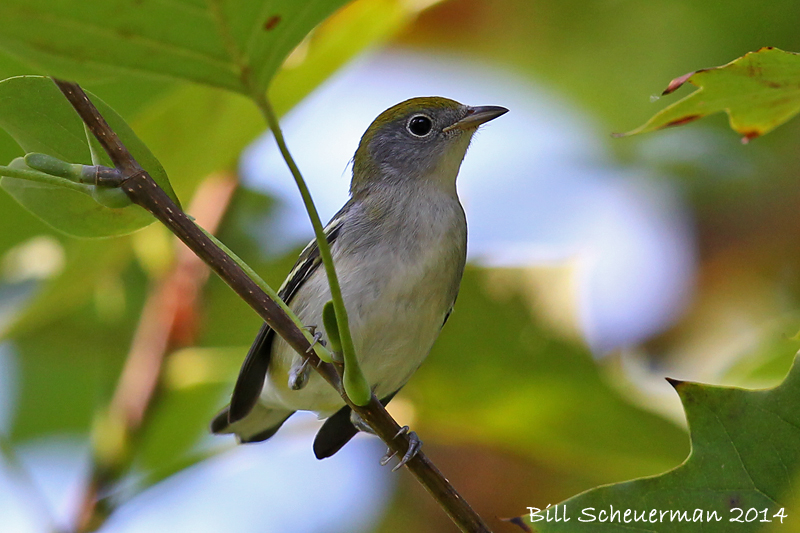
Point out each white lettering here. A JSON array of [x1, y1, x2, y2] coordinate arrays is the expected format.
[[579, 508, 596, 523]]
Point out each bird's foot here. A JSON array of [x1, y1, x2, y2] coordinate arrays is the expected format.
[[288, 358, 311, 390], [305, 328, 324, 354], [349, 412, 421, 470], [380, 426, 422, 472]]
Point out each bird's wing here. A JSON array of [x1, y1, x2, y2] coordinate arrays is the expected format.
[[227, 208, 347, 424]]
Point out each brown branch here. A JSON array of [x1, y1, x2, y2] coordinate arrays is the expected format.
[[74, 174, 238, 532], [54, 79, 493, 533], [111, 174, 237, 429]]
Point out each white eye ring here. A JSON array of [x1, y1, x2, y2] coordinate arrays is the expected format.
[[407, 114, 433, 137]]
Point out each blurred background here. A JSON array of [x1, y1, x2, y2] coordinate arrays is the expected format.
[[1, 0, 800, 531]]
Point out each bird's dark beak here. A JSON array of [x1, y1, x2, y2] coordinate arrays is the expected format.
[[443, 105, 509, 132]]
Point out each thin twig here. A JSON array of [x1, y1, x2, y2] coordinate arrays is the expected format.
[[74, 175, 238, 533], [53, 78, 493, 533], [112, 175, 237, 429]]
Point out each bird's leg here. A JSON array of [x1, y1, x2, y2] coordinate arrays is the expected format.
[[304, 325, 324, 353], [289, 326, 324, 390], [351, 411, 422, 471], [288, 357, 312, 390], [303, 325, 332, 366], [383, 426, 422, 471]]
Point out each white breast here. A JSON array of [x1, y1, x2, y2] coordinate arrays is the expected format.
[[262, 187, 467, 416]]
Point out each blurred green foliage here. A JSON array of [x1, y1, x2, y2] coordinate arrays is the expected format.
[[412, 268, 687, 484], [0, 0, 800, 532]]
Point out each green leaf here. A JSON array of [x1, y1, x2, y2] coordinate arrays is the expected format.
[[130, 0, 439, 200], [268, 0, 438, 115], [0, 0, 351, 96], [521, 353, 800, 532], [0, 76, 178, 237], [618, 47, 800, 142]]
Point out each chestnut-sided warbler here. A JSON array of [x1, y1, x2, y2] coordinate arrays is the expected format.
[[212, 97, 507, 459]]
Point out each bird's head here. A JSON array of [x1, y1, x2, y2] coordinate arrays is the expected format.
[[351, 97, 507, 195]]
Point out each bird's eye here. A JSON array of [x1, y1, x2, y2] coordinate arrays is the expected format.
[[407, 115, 433, 137]]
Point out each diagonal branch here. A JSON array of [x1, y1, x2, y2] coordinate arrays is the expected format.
[[75, 174, 238, 533], [53, 78, 493, 533]]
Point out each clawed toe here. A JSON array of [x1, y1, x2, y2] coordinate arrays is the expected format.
[[380, 426, 422, 471], [290, 327, 326, 390], [305, 329, 324, 353], [350, 411, 375, 434], [394, 430, 422, 471], [380, 448, 397, 466]]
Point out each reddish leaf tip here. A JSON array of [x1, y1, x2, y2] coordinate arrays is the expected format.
[[740, 130, 761, 144], [662, 71, 695, 95]]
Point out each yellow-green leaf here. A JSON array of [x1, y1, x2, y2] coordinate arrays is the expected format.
[[619, 47, 800, 142]]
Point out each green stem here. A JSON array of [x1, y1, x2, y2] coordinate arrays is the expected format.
[[0, 164, 92, 194], [253, 92, 369, 405], [199, 226, 333, 363]]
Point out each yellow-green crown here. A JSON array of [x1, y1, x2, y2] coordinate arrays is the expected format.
[[360, 96, 462, 143], [352, 97, 464, 192]]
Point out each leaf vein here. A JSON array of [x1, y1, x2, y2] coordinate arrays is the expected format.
[[711, 405, 782, 507]]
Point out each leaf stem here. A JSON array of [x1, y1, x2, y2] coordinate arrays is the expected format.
[[251, 91, 368, 404], [0, 164, 93, 194]]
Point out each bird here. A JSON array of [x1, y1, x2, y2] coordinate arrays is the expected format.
[[211, 96, 507, 462]]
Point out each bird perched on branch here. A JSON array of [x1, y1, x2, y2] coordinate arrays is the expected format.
[[211, 97, 507, 464]]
